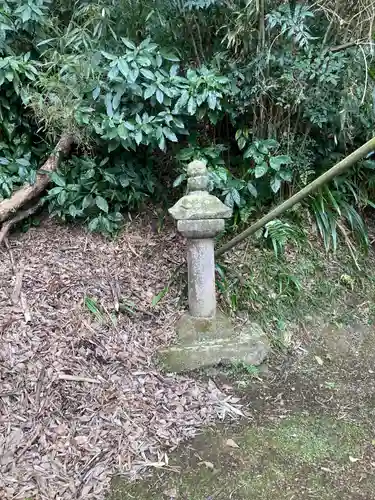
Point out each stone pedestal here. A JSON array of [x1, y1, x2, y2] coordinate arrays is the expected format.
[[159, 313, 269, 372], [187, 238, 216, 318], [158, 160, 269, 373]]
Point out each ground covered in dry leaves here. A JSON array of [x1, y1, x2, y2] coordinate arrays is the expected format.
[[0, 217, 242, 500]]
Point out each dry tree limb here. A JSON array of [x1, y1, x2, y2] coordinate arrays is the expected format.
[[0, 134, 74, 224], [0, 200, 44, 246]]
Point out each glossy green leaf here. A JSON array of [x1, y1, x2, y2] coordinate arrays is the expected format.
[[270, 176, 281, 193], [92, 86, 100, 100], [173, 173, 186, 187], [156, 89, 164, 104], [134, 130, 143, 145], [112, 91, 122, 110], [231, 188, 241, 206], [121, 38, 136, 50], [88, 218, 99, 232], [247, 182, 258, 197], [187, 96, 196, 115], [270, 155, 291, 170], [279, 169, 293, 182], [117, 59, 129, 78], [140, 68, 155, 80], [105, 92, 113, 117], [50, 172, 66, 187], [118, 123, 128, 139], [159, 50, 179, 62], [163, 127, 178, 142], [254, 163, 268, 178], [96, 196, 109, 213], [207, 93, 217, 110], [144, 84, 156, 99], [57, 189, 67, 205], [48, 186, 64, 196]]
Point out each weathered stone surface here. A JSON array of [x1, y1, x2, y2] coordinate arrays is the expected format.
[[187, 239, 216, 318], [169, 192, 232, 221], [187, 160, 207, 177], [175, 312, 234, 341], [158, 314, 269, 373], [187, 174, 208, 192], [168, 158, 234, 326], [177, 219, 224, 239]]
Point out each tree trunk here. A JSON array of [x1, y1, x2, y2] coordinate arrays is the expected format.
[[0, 134, 74, 224]]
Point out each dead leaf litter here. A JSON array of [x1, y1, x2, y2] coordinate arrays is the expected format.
[[0, 217, 243, 499]]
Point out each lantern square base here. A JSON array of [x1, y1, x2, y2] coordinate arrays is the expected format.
[[158, 313, 269, 373]]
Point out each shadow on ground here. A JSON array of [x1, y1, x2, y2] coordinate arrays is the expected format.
[[110, 321, 375, 500]]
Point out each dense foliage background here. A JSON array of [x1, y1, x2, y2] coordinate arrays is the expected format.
[[1, 0, 375, 249]]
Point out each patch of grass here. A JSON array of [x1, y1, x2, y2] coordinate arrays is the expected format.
[[84, 296, 104, 322], [267, 416, 365, 464], [227, 361, 260, 378], [217, 237, 375, 342], [109, 414, 368, 500]]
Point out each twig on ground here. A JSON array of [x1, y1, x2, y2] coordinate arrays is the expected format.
[[11, 265, 24, 305], [57, 374, 101, 384], [16, 427, 41, 462], [5, 239, 32, 322], [119, 301, 155, 318], [337, 222, 360, 270], [127, 241, 140, 258], [35, 367, 46, 412], [4, 238, 15, 271], [20, 292, 32, 323], [109, 279, 120, 312]]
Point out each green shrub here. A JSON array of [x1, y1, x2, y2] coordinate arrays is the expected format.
[[0, 0, 374, 247], [44, 155, 158, 235]]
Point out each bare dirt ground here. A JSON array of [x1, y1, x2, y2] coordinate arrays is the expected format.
[[0, 217, 242, 500]]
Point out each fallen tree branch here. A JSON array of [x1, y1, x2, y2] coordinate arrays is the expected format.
[[0, 134, 74, 224], [0, 200, 44, 246]]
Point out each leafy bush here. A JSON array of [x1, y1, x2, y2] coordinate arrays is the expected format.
[[261, 219, 306, 258], [31, 38, 236, 152], [0, 131, 43, 201], [44, 155, 158, 235], [0, 153, 36, 200], [0, 0, 374, 247]]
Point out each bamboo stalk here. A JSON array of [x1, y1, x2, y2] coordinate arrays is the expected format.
[[215, 137, 375, 258]]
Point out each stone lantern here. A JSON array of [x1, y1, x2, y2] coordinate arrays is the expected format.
[[159, 161, 268, 373], [170, 160, 232, 319]]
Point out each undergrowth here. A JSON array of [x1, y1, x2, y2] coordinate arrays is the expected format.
[[216, 221, 375, 345], [1, 0, 375, 251]]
